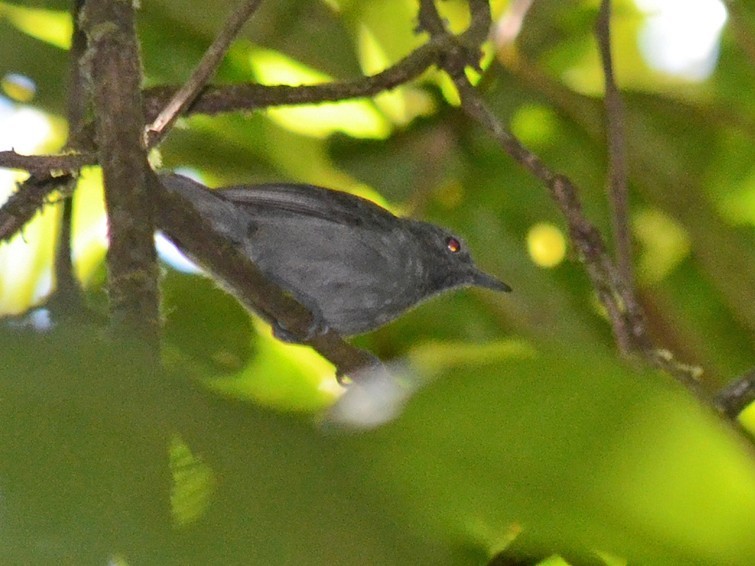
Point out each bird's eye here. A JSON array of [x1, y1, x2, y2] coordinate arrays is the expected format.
[[445, 236, 461, 253]]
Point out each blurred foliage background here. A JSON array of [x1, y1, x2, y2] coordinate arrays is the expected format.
[[1, 0, 754, 564]]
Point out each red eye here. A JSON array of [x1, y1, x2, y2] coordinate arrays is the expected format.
[[446, 236, 461, 253]]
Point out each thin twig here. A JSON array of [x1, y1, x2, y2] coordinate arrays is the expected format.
[[144, 0, 263, 147], [50, 0, 89, 314], [596, 0, 634, 291], [51, 178, 81, 312], [0, 150, 95, 174], [0, 173, 74, 243], [67, 0, 90, 138], [715, 367, 755, 419]]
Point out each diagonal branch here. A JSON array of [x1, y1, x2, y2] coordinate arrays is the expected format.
[[454, 74, 645, 358], [715, 367, 755, 420], [141, 34, 460, 120], [145, 0, 264, 147], [0, 173, 74, 244]]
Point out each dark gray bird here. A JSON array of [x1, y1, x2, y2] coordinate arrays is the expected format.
[[158, 173, 510, 339]]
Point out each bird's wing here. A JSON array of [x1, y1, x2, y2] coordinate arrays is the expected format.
[[217, 183, 395, 228]]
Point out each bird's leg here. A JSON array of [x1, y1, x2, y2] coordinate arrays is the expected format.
[[270, 287, 330, 343]]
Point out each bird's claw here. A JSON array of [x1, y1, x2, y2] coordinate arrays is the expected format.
[[272, 315, 328, 343]]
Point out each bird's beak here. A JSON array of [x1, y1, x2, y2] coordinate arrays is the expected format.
[[470, 268, 512, 292]]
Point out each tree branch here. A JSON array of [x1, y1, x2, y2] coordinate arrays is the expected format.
[[715, 367, 755, 420], [141, 36, 453, 120], [49, 0, 89, 316], [0, 149, 95, 245], [145, 0, 264, 147], [0, 151, 94, 174], [596, 0, 634, 294], [80, 0, 160, 356], [0, 173, 74, 244]]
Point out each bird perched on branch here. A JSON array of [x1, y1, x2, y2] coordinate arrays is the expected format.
[[158, 173, 511, 341]]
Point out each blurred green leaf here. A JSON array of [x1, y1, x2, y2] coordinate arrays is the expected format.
[[4, 326, 754, 564], [342, 348, 755, 564], [161, 269, 255, 375]]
